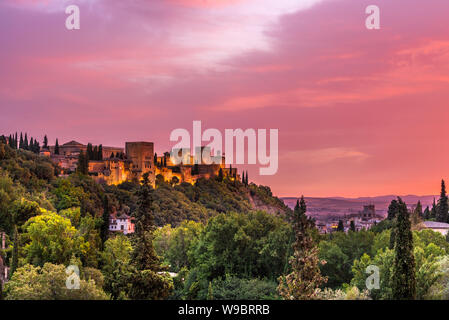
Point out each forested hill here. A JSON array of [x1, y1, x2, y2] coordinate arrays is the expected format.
[[0, 141, 290, 231], [106, 169, 290, 227], [0, 140, 292, 300]]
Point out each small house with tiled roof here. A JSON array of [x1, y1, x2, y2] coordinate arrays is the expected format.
[[109, 211, 135, 235]]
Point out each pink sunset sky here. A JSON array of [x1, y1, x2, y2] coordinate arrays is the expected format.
[[1, 0, 449, 198]]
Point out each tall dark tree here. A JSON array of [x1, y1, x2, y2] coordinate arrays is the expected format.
[[392, 197, 416, 300], [128, 172, 173, 299], [410, 200, 423, 225], [192, 164, 199, 175], [387, 199, 399, 220], [349, 220, 356, 232], [337, 220, 344, 232], [415, 201, 423, 218], [34, 140, 40, 154], [437, 180, 449, 223], [423, 206, 430, 220], [278, 196, 327, 299], [100, 195, 110, 247], [93, 146, 98, 161], [24, 133, 28, 150], [54, 139, 60, 154], [241, 171, 245, 184], [14, 132, 18, 149], [87, 143, 93, 160], [76, 151, 89, 175], [19, 133, 23, 149], [43, 135, 48, 149], [98, 145, 103, 160], [431, 198, 437, 220], [131, 173, 158, 269], [10, 226, 19, 277], [218, 168, 224, 182]]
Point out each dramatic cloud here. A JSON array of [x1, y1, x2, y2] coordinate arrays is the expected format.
[[2, 0, 449, 197]]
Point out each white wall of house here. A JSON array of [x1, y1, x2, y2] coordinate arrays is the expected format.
[[429, 228, 449, 236], [109, 218, 134, 235]]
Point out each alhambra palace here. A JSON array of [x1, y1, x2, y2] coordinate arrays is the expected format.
[[40, 140, 238, 187]]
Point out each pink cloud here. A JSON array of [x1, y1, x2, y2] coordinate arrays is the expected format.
[[2, 0, 449, 197]]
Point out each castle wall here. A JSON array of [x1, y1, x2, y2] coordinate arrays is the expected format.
[[125, 142, 155, 185]]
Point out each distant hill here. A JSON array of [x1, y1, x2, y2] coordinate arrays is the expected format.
[[281, 195, 437, 218]]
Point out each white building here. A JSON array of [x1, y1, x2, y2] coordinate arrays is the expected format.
[[422, 221, 449, 236], [109, 212, 135, 235]]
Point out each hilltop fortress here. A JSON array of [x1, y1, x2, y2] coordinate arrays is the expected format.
[[40, 140, 238, 186]]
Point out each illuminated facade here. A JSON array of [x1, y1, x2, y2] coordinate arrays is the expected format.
[[46, 140, 238, 186]]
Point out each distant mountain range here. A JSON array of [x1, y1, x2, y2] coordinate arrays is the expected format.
[[281, 195, 438, 218]]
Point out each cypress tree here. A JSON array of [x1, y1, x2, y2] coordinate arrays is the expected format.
[[411, 201, 423, 225], [87, 143, 93, 160], [0, 276, 3, 300], [278, 196, 327, 299], [437, 180, 449, 223], [19, 133, 23, 149], [350, 220, 356, 232], [392, 197, 416, 300], [14, 132, 18, 149], [43, 135, 48, 149], [415, 201, 423, 218], [132, 172, 158, 269], [242, 171, 245, 184], [76, 151, 88, 175], [129, 172, 173, 299], [54, 139, 60, 154], [431, 198, 437, 220], [387, 199, 399, 220], [337, 220, 344, 232], [423, 206, 430, 220], [10, 226, 19, 277], [218, 168, 223, 182], [34, 140, 40, 153], [98, 145, 103, 160], [93, 145, 98, 161], [24, 133, 28, 150], [100, 195, 110, 247]]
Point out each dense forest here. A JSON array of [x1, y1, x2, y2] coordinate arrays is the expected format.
[[0, 138, 449, 300]]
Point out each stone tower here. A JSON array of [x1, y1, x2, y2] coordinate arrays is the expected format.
[[125, 142, 155, 186]]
